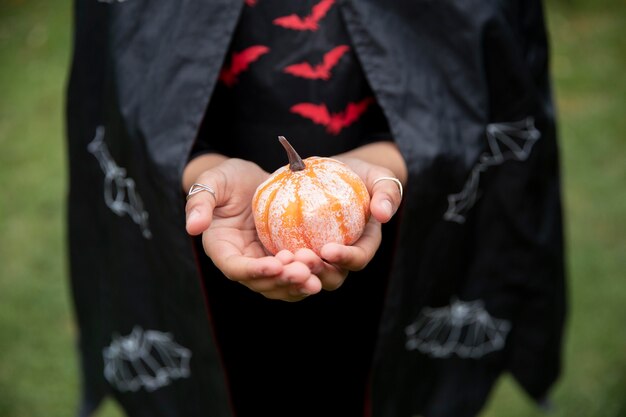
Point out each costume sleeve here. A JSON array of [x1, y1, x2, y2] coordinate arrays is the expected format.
[[67, 1, 245, 416], [341, 1, 565, 416]]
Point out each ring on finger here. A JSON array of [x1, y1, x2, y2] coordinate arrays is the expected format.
[[187, 183, 217, 201], [372, 176, 403, 199]]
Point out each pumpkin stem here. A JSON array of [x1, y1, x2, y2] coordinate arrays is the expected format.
[[279, 136, 306, 171]]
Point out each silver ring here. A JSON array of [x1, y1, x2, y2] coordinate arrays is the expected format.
[[186, 183, 216, 201], [372, 176, 403, 199]]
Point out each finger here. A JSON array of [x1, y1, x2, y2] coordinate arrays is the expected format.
[[320, 220, 382, 271], [368, 175, 403, 224], [300, 274, 323, 295], [317, 264, 348, 291], [289, 274, 322, 296], [272, 275, 322, 300], [294, 249, 347, 291], [256, 274, 322, 302], [206, 241, 283, 281], [275, 249, 295, 265], [269, 294, 309, 302], [185, 172, 225, 235], [234, 262, 305, 292], [260, 289, 309, 302], [185, 197, 214, 236], [293, 248, 325, 275], [275, 261, 313, 285]]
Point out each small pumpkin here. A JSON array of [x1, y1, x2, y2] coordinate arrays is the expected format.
[[252, 136, 370, 256]]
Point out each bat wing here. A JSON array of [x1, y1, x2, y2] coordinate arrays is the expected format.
[[284, 62, 320, 79], [290, 103, 331, 126], [273, 15, 309, 30], [230, 45, 270, 76], [311, 0, 335, 23], [341, 97, 374, 127], [321, 45, 349, 73]]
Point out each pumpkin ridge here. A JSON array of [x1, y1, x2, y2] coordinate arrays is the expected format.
[[253, 169, 286, 210], [309, 166, 349, 244], [261, 178, 284, 254], [336, 170, 370, 220], [294, 178, 312, 251]]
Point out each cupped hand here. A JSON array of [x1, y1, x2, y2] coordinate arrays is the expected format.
[[293, 157, 403, 290], [185, 158, 322, 301]]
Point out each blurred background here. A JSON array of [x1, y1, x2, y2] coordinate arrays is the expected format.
[[0, 0, 624, 416]]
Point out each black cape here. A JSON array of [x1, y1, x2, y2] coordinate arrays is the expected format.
[[66, 1, 566, 416]]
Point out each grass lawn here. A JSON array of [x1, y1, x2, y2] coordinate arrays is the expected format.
[[0, 1, 624, 416]]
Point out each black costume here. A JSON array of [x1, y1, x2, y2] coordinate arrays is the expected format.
[[66, 1, 566, 416]]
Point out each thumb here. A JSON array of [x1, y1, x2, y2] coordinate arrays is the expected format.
[[185, 181, 218, 236], [369, 175, 403, 223]]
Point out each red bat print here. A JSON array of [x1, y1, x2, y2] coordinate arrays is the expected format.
[[290, 97, 375, 135], [284, 45, 349, 80], [219, 45, 270, 87], [273, 0, 335, 31], [245, 0, 257, 6]]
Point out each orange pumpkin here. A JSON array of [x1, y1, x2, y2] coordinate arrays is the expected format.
[[252, 136, 370, 256]]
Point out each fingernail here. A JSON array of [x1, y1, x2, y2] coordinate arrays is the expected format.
[[382, 200, 393, 217], [187, 209, 200, 224], [299, 287, 312, 296]]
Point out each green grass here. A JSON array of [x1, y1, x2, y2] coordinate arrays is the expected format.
[[0, 1, 624, 416], [0, 1, 121, 416]]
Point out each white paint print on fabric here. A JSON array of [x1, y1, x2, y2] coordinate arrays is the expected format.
[[88, 126, 152, 239], [103, 327, 192, 392], [444, 117, 541, 224], [405, 298, 511, 359]]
